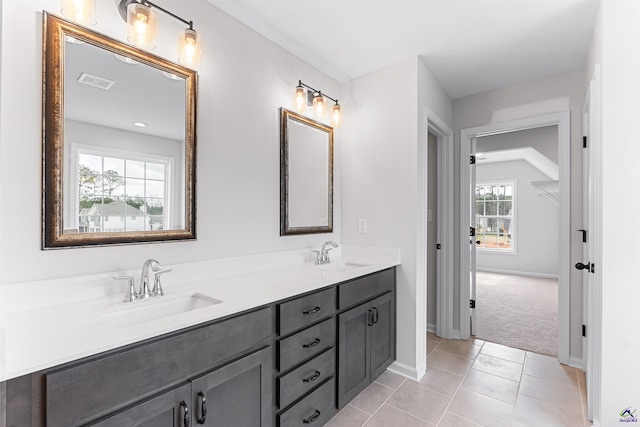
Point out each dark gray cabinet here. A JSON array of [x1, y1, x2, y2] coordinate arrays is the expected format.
[[337, 292, 395, 408]]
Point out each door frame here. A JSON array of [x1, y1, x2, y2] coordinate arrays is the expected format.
[[460, 112, 571, 364], [421, 108, 454, 340]]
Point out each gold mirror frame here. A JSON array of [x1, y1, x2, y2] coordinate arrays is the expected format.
[[280, 108, 334, 236], [42, 13, 197, 248]]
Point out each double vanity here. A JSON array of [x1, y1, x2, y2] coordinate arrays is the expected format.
[[0, 247, 399, 426]]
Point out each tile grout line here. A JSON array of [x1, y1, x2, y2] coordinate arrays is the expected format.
[[358, 377, 407, 426]]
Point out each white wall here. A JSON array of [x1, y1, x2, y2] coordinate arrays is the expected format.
[[595, 0, 640, 424], [341, 57, 453, 377], [453, 69, 586, 361], [0, 0, 342, 284], [476, 160, 559, 277]]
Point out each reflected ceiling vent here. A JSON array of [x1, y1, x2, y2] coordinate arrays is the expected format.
[[77, 72, 115, 90]]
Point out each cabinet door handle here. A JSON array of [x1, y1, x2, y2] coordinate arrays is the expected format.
[[303, 370, 321, 383], [303, 409, 321, 424], [196, 391, 207, 424], [303, 306, 321, 315], [303, 338, 321, 348], [372, 307, 379, 324], [180, 401, 190, 427], [367, 309, 374, 326]]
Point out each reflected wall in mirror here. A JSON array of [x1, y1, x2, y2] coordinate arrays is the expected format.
[[42, 13, 197, 248], [280, 108, 333, 235]]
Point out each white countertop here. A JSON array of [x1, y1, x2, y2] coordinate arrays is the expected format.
[[0, 246, 400, 382]]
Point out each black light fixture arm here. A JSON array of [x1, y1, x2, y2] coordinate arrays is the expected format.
[[118, 0, 194, 30], [298, 80, 339, 104]]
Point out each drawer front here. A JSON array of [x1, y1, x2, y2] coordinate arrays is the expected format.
[[45, 307, 272, 427], [338, 268, 395, 310], [278, 287, 336, 336], [278, 318, 335, 372], [278, 378, 336, 427], [277, 348, 335, 409]]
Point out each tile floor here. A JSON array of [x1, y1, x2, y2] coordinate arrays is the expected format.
[[325, 333, 590, 427]]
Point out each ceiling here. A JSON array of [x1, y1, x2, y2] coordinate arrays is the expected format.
[[207, 0, 600, 99]]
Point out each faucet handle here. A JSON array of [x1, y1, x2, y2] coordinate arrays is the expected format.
[[113, 275, 138, 302], [151, 269, 172, 297], [312, 250, 322, 265]]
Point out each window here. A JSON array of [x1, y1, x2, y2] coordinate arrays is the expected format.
[[475, 182, 515, 252], [76, 150, 170, 233]]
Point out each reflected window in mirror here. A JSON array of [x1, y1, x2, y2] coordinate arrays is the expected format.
[[280, 108, 333, 236]]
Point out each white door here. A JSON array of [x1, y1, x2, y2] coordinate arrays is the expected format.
[[581, 72, 600, 421], [470, 137, 477, 335]]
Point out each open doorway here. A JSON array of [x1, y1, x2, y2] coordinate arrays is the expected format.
[[473, 127, 560, 357], [459, 112, 571, 364]]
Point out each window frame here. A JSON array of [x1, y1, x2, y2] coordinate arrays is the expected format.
[[475, 180, 517, 254]]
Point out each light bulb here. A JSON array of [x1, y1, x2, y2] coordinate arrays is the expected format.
[[127, 2, 156, 50], [178, 28, 201, 67], [332, 103, 342, 127], [294, 85, 306, 112], [313, 93, 325, 119], [61, 0, 96, 26]]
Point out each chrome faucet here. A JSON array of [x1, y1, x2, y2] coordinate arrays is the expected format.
[[112, 259, 172, 302], [139, 259, 161, 299], [314, 241, 339, 265]]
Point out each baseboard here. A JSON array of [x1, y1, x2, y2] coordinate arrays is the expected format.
[[568, 356, 584, 370], [387, 360, 425, 382], [427, 323, 437, 334], [476, 267, 558, 279]]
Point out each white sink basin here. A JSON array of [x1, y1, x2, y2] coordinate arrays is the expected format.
[[100, 293, 222, 328], [318, 262, 369, 272]]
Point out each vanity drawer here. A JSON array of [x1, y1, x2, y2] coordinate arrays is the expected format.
[[278, 317, 335, 372], [278, 287, 336, 336], [338, 268, 395, 310], [45, 307, 272, 427], [277, 348, 335, 409], [278, 377, 336, 427]]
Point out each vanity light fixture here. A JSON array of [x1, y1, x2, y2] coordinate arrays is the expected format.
[[294, 80, 342, 127], [117, 0, 202, 67], [60, 0, 96, 26]]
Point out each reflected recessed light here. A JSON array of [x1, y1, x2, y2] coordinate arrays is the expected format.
[[115, 53, 139, 64], [162, 71, 182, 80], [132, 121, 147, 127]]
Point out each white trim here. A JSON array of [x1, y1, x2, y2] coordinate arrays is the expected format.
[[424, 109, 454, 341], [477, 147, 558, 180], [427, 323, 437, 334], [387, 360, 425, 382], [460, 112, 571, 366], [569, 356, 584, 370], [476, 267, 558, 280]]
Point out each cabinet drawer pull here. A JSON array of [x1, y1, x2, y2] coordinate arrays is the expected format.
[[367, 309, 374, 326], [303, 409, 321, 424], [303, 338, 321, 348], [372, 307, 379, 324], [303, 370, 321, 383], [196, 391, 207, 424], [180, 401, 190, 427], [303, 306, 321, 315]]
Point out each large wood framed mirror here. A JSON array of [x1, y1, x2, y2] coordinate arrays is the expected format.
[[280, 108, 333, 236], [42, 13, 197, 248]]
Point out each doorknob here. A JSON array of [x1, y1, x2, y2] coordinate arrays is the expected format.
[[575, 262, 594, 273], [475, 240, 481, 245]]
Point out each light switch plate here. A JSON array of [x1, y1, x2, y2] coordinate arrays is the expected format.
[[358, 218, 367, 234]]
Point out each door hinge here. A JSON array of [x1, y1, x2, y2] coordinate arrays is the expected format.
[[436, 243, 442, 250], [470, 227, 476, 237], [582, 324, 586, 337], [470, 155, 476, 164], [583, 136, 587, 148], [577, 229, 587, 243], [470, 299, 476, 309]]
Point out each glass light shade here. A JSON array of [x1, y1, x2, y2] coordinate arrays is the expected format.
[[61, 0, 96, 26], [127, 2, 156, 50], [294, 86, 307, 112], [331, 103, 342, 127], [312, 93, 325, 119], [178, 28, 202, 67]]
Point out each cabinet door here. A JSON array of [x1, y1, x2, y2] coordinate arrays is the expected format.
[[370, 292, 395, 379], [337, 302, 371, 408], [90, 383, 191, 427], [190, 346, 272, 427]]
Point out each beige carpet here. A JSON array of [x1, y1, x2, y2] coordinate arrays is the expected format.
[[475, 272, 558, 357]]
